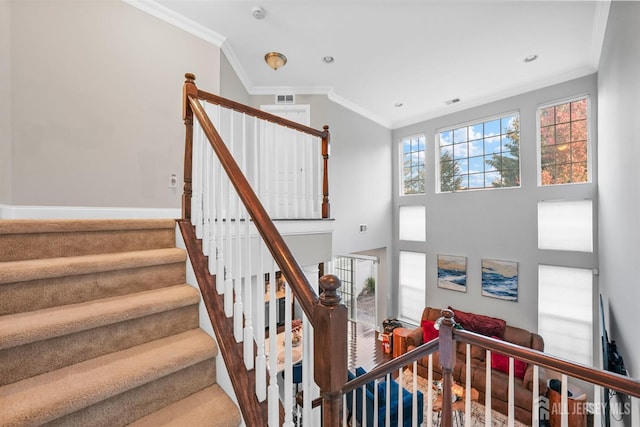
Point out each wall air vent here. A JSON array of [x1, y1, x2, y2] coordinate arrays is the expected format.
[[276, 94, 295, 104]]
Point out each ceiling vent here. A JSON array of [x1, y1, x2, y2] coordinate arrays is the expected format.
[[275, 94, 295, 104]]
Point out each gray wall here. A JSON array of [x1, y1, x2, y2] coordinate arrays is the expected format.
[[7, 0, 219, 209], [0, 1, 11, 204], [392, 75, 598, 333], [597, 1, 640, 382], [220, 53, 250, 105]]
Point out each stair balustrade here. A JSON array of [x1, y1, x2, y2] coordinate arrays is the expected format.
[[180, 73, 343, 426], [340, 309, 639, 427]]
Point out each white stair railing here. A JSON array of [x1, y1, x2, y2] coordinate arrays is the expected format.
[[190, 99, 325, 426]]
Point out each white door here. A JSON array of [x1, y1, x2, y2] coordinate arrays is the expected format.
[[259, 104, 317, 218]]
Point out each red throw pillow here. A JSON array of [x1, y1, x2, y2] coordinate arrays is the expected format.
[[421, 319, 439, 343], [490, 336, 527, 379], [448, 306, 507, 338]]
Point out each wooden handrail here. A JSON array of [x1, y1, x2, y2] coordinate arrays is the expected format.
[[342, 339, 439, 394], [182, 73, 331, 221], [196, 89, 329, 139], [187, 94, 320, 320], [453, 328, 640, 398], [337, 309, 639, 427]]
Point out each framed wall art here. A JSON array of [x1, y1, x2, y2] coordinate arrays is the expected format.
[[437, 254, 467, 292], [481, 259, 518, 301]]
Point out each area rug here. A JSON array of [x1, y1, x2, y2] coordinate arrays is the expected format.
[[399, 369, 527, 427]]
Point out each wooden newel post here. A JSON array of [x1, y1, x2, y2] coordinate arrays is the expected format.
[[314, 274, 347, 426], [438, 308, 456, 427], [321, 125, 331, 219], [182, 73, 198, 220]]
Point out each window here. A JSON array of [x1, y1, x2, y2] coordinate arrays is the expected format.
[[399, 205, 426, 242], [398, 251, 425, 323], [538, 97, 590, 185], [538, 265, 593, 365], [401, 135, 425, 195], [333, 256, 356, 321], [438, 113, 520, 192], [538, 200, 593, 252]]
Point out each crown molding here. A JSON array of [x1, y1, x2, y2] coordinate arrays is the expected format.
[[327, 91, 392, 129], [122, 0, 225, 46], [590, 0, 611, 69], [121, 0, 393, 129]]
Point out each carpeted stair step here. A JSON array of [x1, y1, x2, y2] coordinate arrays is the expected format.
[[0, 248, 187, 314], [0, 218, 176, 262], [128, 385, 242, 427], [0, 284, 201, 386], [0, 329, 218, 427]]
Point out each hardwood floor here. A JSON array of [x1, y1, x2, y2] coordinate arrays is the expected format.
[[347, 320, 392, 372]]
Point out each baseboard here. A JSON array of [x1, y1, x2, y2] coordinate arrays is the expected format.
[[0, 204, 181, 220]]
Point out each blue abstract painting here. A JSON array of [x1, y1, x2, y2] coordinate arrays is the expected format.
[[437, 255, 467, 292], [482, 259, 518, 302]]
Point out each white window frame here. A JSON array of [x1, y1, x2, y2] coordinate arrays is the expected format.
[[399, 205, 426, 242], [536, 94, 592, 187], [399, 134, 426, 196], [398, 251, 426, 324], [436, 111, 521, 193]]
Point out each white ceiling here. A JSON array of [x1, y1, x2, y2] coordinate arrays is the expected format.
[[134, 0, 610, 129]]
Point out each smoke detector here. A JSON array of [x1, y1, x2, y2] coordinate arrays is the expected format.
[[252, 6, 266, 19]]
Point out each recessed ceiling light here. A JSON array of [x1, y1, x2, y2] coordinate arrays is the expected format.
[[394, 102, 404, 107], [524, 54, 538, 63], [322, 56, 334, 64]]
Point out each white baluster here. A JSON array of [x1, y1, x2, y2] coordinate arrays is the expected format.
[[215, 131, 225, 294], [255, 242, 266, 401], [267, 261, 279, 426], [485, 349, 492, 424], [201, 127, 211, 258], [427, 354, 433, 422], [412, 362, 418, 427], [532, 364, 540, 426], [301, 264, 321, 427], [397, 368, 403, 426], [283, 283, 293, 426], [243, 212, 254, 369], [509, 356, 515, 425], [191, 111, 203, 234], [561, 374, 569, 427], [465, 344, 472, 427]]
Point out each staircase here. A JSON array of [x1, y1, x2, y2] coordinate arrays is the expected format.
[[0, 219, 241, 427]]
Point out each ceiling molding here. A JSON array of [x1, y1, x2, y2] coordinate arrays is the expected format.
[[121, 0, 392, 128], [590, 0, 612, 69], [219, 43, 254, 96], [122, 0, 225, 46], [327, 91, 392, 129], [123, 0, 606, 132]]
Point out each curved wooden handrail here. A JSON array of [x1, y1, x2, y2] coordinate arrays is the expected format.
[[187, 94, 320, 320]]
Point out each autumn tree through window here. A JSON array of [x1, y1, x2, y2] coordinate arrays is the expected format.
[[538, 97, 590, 185]]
